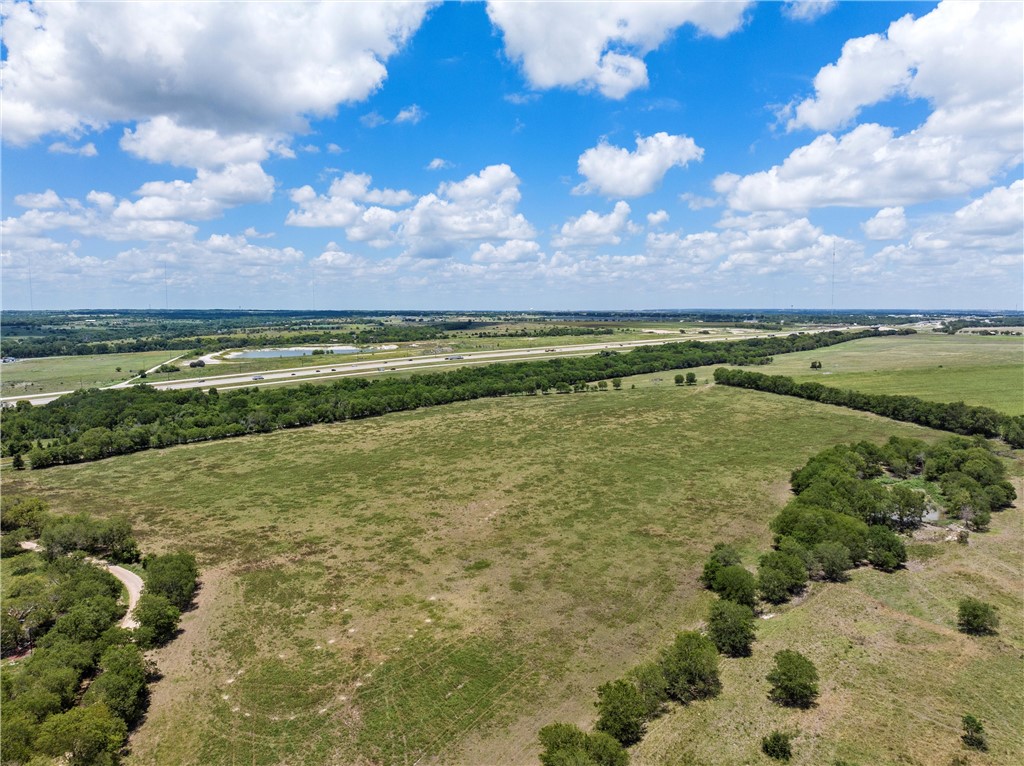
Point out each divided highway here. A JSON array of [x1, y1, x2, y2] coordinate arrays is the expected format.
[[3, 330, 831, 407]]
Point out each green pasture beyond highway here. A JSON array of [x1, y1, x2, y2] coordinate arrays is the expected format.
[[4, 365, 1021, 765], [0, 350, 180, 397], [711, 333, 1023, 416]]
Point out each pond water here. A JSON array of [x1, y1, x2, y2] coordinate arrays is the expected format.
[[229, 346, 362, 359]]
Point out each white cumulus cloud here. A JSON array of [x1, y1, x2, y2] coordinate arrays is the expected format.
[[862, 207, 906, 240], [575, 132, 703, 197], [781, 1, 837, 23], [120, 117, 292, 169], [394, 105, 426, 124], [286, 172, 414, 228], [788, 1, 1022, 132], [487, 1, 750, 99], [553, 201, 637, 247], [1, 1, 434, 146], [48, 141, 98, 157]]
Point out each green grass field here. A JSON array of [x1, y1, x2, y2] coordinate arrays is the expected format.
[[739, 333, 1023, 415], [4, 375, 1020, 765], [0, 350, 182, 396]]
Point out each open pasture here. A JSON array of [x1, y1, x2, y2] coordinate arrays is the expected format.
[[5, 377, 1020, 765], [0, 350, 183, 396], [712, 333, 1023, 415]]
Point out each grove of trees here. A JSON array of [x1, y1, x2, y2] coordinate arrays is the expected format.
[[0, 496, 199, 764]]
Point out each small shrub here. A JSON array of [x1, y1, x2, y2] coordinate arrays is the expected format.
[[957, 597, 999, 635], [762, 730, 793, 760], [961, 714, 987, 751]]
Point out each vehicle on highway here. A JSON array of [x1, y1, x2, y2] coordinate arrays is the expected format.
[[252, 376, 264, 381]]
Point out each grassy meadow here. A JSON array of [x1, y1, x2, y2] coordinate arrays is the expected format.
[[730, 333, 1023, 415], [0, 350, 181, 396], [4, 372, 1021, 765]]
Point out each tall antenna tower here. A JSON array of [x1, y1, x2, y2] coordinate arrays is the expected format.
[[27, 252, 35, 311], [830, 241, 837, 325]]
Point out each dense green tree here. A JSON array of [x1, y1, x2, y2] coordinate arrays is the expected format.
[[625, 662, 668, 721], [776, 537, 814, 571], [866, 525, 906, 571], [134, 593, 181, 647], [660, 631, 721, 703], [700, 544, 741, 589], [884, 485, 927, 530], [706, 600, 756, 657], [85, 644, 149, 726], [583, 732, 629, 766], [2, 611, 26, 655], [674, 374, 685, 385], [34, 702, 127, 766], [145, 552, 198, 610], [757, 567, 792, 605], [767, 650, 819, 708], [712, 565, 757, 608], [45, 596, 121, 644], [0, 494, 49, 534], [813, 542, 853, 582], [0, 711, 39, 764], [685, 372, 697, 385], [758, 551, 807, 594], [594, 679, 646, 746], [538, 724, 628, 766], [957, 597, 999, 635]]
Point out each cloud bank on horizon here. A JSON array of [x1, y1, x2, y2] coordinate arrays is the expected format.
[[1, 0, 1021, 310]]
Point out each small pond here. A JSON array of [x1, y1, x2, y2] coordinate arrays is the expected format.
[[229, 346, 362, 359]]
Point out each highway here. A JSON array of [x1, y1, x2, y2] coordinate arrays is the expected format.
[[1, 329, 835, 407]]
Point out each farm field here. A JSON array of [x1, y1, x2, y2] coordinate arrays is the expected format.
[[710, 333, 1024, 415], [5, 378, 1021, 765], [0, 350, 181, 396]]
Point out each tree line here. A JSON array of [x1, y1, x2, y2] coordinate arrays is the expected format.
[[537, 434, 1012, 763], [3, 329, 907, 469], [712, 367, 1024, 448], [1, 495, 198, 765]]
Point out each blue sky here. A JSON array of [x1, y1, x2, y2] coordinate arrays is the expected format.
[[2, 0, 1021, 310]]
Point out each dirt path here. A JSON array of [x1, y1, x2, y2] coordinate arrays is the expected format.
[[19, 540, 144, 629]]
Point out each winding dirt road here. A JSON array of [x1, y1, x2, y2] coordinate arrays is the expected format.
[[19, 541, 144, 629]]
